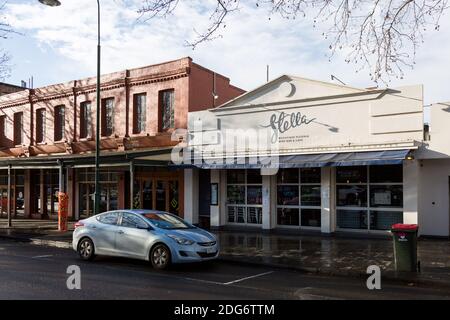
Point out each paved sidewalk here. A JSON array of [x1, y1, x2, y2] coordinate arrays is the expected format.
[[1, 218, 449, 288], [217, 230, 450, 286], [0, 219, 73, 247]]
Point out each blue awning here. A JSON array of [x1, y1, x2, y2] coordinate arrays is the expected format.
[[185, 149, 411, 169]]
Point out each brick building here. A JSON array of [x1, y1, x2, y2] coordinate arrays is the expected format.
[[0, 57, 244, 221], [0, 82, 25, 96]]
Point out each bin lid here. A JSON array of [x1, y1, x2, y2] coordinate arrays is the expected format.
[[391, 223, 418, 231]]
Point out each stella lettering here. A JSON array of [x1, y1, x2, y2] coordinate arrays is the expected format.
[[261, 111, 316, 142]]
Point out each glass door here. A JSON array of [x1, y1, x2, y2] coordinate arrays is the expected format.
[[47, 185, 59, 217], [168, 180, 179, 215], [79, 183, 118, 217], [99, 183, 118, 213], [155, 180, 167, 211], [79, 183, 94, 219], [0, 188, 9, 218], [142, 180, 153, 209], [132, 176, 181, 216]]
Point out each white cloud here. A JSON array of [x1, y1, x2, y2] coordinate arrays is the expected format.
[[4, 0, 450, 105]]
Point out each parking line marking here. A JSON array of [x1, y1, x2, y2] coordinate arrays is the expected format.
[[223, 271, 274, 285], [32, 255, 53, 259], [182, 277, 225, 286]]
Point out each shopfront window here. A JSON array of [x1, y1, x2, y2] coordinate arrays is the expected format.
[[337, 185, 367, 207], [15, 171, 25, 217], [226, 170, 262, 224], [276, 168, 321, 228], [78, 169, 119, 217], [46, 172, 59, 216], [336, 165, 403, 231]]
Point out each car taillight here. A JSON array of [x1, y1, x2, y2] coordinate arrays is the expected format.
[[74, 221, 85, 229]]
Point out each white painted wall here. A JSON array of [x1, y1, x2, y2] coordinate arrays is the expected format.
[[403, 160, 419, 230], [188, 78, 423, 156], [418, 159, 450, 237], [321, 167, 333, 233], [418, 102, 450, 159], [210, 169, 226, 227], [184, 168, 199, 224], [262, 174, 273, 230]]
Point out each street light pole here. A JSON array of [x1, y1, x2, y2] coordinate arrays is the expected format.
[[39, 0, 102, 216], [94, 0, 101, 216]]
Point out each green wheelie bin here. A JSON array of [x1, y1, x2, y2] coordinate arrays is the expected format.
[[391, 224, 419, 272]]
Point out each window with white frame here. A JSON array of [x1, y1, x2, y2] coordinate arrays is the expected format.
[[276, 168, 321, 228], [336, 165, 403, 231], [226, 170, 262, 224]]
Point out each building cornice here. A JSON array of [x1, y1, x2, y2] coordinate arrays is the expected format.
[[0, 65, 191, 109]]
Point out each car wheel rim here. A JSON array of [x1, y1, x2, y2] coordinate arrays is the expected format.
[[153, 247, 168, 266], [80, 241, 92, 258]]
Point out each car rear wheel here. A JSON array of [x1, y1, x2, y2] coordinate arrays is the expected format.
[[78, 238, 95, 261], [150, 244, 171, 270]]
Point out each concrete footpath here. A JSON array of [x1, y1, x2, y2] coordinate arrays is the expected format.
[[1, 219, 450, 288]]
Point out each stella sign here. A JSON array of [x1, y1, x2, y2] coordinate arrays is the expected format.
[[262, 110, 316, 142]]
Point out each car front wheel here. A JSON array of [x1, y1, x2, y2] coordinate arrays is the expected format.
[[77, 238, 95, 261], [150, 244, 171, 270]]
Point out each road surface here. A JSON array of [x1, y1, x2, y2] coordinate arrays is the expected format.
[[0, 239, 449, 300]]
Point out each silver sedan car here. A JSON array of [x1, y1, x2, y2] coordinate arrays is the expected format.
[[72, 209, 219, 269]]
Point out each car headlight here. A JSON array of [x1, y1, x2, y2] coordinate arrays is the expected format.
[[167, 234, 194, 245]]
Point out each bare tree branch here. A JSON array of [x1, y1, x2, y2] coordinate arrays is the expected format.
[[137, 0, 449, 83], [0, 1, 14, 80]]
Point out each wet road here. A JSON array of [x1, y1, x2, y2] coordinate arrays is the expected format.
[[0, 239, 449, 300]]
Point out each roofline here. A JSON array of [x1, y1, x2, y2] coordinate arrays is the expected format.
[[214, 74, 369, 110], [212, 75, 289, 110], [0, 57, 194, 100], [0, 82, 26, 90]]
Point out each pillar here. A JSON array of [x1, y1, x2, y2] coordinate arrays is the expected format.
[[58, 161, 64, 193], [321, 166, 334, 233], [210, 169, 225, 227], [117, 171, 126, 210], [24, 169, 32, 218], [67, 168, 75, 219], [7, 165, 11, 227], [262, 174, 275, 230], [184, 168, 199, 224], [129, 162, 134, 209], [40, 169, 48, 218], [403, 160, 419, 226]]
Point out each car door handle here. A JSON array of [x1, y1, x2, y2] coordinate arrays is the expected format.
[[117, 230, 124, 235]]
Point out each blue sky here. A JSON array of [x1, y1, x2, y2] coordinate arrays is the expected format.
[[2, 0, 450, 106]]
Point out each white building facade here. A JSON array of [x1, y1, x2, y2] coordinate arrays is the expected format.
[[181, 75, 450, 238]]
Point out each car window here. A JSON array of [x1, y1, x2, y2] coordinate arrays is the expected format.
[[121, 213, 148, 229], [143, 212, 193, 230], [96, 212, 120, 225]]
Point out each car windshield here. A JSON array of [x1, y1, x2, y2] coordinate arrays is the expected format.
[[142, 213, 193, 230]]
